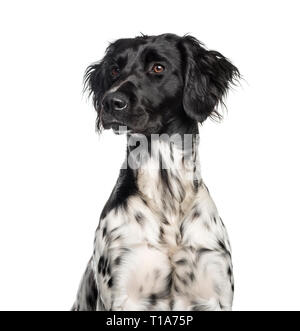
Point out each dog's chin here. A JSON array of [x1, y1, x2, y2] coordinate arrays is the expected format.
[[112, 124, 132, 135], [102, 120, 132, 135], [101, 116, 162, 136]]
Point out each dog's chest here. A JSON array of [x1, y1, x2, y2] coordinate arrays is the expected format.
[[93, 143, 232, 310], [93, 179, 228, 311], [94, 197, 186, 310]]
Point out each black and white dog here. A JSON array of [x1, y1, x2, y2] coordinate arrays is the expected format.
[[72, 34, 239, 311]]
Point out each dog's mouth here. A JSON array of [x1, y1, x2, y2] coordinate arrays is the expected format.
[[101, 108, 152, 135], [102, 119, 132, 134], [100, 110, 130, 134], [111, 123, 132, 134]]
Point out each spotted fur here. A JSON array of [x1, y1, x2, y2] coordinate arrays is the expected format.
[[72, 33, 239, 311], [73, 137, 234, 311]]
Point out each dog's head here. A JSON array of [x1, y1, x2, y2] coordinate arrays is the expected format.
[[85, 34, 239, 134]]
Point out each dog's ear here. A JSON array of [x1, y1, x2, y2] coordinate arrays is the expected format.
[[84, 60, 106, 130], [180, 36, 240, 123]]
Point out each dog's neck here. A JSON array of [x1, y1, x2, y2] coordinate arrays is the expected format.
[[125, 127, 201, 212]]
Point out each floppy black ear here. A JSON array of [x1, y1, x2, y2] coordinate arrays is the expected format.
[[181, 36, 240, 123], [84, 60, 106, 130]]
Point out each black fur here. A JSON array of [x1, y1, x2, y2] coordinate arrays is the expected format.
[[84, 33, 240, 135], [73, 33, 240, 311], [83, 33, 239, 222]]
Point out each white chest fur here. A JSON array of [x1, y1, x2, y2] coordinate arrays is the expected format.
[[93, 139, 234, 311]]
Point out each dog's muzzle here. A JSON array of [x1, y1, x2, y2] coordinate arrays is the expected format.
[[103, 92, 128, 113], [101, 92, 130, 132]]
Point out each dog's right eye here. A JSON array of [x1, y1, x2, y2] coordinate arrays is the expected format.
[[111, 67, 120, 77], [151, 64, 165, 74]]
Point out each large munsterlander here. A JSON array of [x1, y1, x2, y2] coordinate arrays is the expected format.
[[72, 34, 240, 311]]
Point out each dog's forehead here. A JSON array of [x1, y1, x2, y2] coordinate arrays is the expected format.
[[108, 35, 181, 64]]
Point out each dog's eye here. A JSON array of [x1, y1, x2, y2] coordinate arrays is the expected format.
[[151, 64, 165, 74], [111, 67, 120, 77]]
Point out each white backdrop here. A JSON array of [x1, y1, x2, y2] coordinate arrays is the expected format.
[[0, 0, 299, 311]]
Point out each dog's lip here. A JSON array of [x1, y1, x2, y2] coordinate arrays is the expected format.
[[101, 110, 124, 126], [103, 120, 127, 129], [112, 123, 132, 135], [102, 119, 132, 134]]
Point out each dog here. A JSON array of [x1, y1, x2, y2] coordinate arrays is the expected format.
[[72, 33, 239, 311]]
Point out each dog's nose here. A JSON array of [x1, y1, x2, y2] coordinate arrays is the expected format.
[[103, 93, 129, 113], [112, 97, 127, 111]]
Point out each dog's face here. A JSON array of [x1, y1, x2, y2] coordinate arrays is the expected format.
[[85, 34, 239, 135]]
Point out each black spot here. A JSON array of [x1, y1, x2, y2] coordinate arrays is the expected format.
[[99, 257, 108, 277], [161, 216, 169, 225], [181, 278, 187, 286], [179, 223, 184, 236], [113, 234, 122, 241], [218, 240, 226, 250], [86, 271, 98, 311], [203, 221, 210, 230], [149, 294, 157, 305], [175, 258, 187, 265], [227, 267, 232, 277], [159, 227, 165, 241], [106, 263, 111, 276], [196, 248, 213, 263], [188, 272, 195, 282], [166, 272, 173, 289], [179, 207, 184, 218], [102, 227, 107, 237], [220, 217, 225, 227], [197, 247, 213, 255], [87, 292, 97, 311], [103, 258, 108, 269], [110, 227, 119, 234], [174, 284, 180, 293], [108, 277, 114, 288], [135, 212, 144, 224], [98, 256, 104, 274], [160, 166, 173, 197], [176, 273, 188, 285], [100, 168, 138, 219], [192, 210, 201, 220], [169, 299, 174, 310], [193, 179, 199, 192], [141, 198, 148, 206], [170, 143, 174, 162], [114, 256, 121, 265], [205, 184, 210, 195], [218, 239, 231, 256]]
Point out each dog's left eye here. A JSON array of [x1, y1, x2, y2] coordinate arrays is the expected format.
[[111, 66, 120, 77], [151, 64, 165, 73]]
